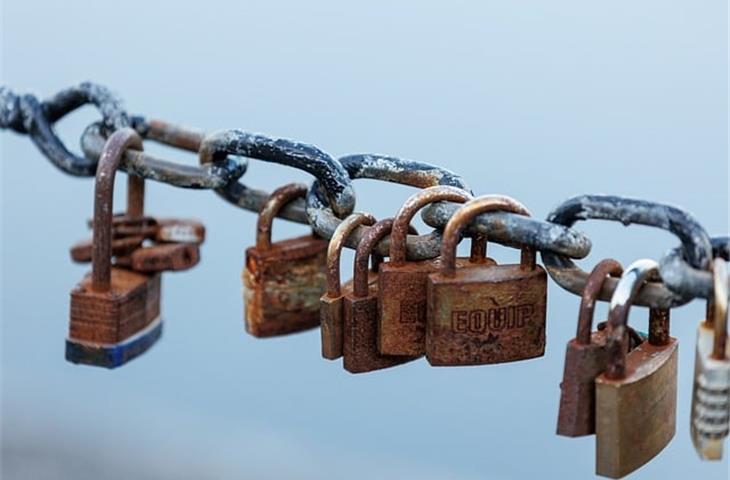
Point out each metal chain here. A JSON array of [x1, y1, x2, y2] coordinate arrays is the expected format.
[[1, 83, 727, 307]]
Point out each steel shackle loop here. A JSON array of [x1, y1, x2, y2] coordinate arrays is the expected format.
[[543, 195, 713, 309], [660, 236, 730, 301], [1, 83, 130, 176], [390, 186, 474, 264], [256, 183, 310, 250], [711, 258, 729, 360], [604, 259, 665, 379], [353, 219, 394, 298], [576, 259, 624, 345], [199, 129, 355, 218], [81, 120, 249, 189], [326, 212, 377, 297], [306, 153, 471, 260], [439, 195, 531, 277], [91, 128, 144, 291]]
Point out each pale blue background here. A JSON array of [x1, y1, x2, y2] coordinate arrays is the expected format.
[[1, 1, 728, 479]]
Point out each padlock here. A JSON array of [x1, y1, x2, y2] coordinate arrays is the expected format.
[[690, 257, 730, 460], [243, 183, 328, 337], [321, 212, 377, 360], [425, 195, 547, 366], [129, 242, 200, 272], [378, 185, 495, 356], [557, 259, 623, 437], [67, 128, 162, 368], [70, 235, 145, 263], [343, 219, 419, 373], [595, 259, 678, 478]]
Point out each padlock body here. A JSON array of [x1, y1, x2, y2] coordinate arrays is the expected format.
[[67, 268, 162, 368], [155, 218, 206, 244], [595, 338, 678, 478], [70, 236, 144, 263], [244, 234, 328, 337], [426, 264, 547, 366], [321, 275, 378, 360], [556, 331, 609, 437], [690, 321, 730, 460], [131, 243, 200, 272], [379, 257, 497, 356], [343, 283, 417, 374]]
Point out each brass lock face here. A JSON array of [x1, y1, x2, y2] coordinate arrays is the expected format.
[[243, 183, 328, 337], [342, 219, 418, 374], [67, 129, 162, 368], [557, 259, 623, 437], [378, 185, 495, 357], [690, 258, 730, 460], [425, 195, 547, 366], [595, 259, 678, 479]]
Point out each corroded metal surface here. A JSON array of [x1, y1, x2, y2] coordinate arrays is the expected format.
[[426, 195, 547, 366], [321, 212, 376, 360], [660, 236, 730, 301], [557, 259, 622, 438], [130, 243, 200, 272], [244, 184, 328, 337], [343, 219, 418, 374], [542, 195, 713, 309], [379, 186, 474, 356], [68, 129, 162, 367], [200, 129, 355, 217]]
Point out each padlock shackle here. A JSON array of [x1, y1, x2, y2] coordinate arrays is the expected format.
[[353, 219, 394, 298], [256, 183, 309, 250], [576, 259, 623, 344], [326, 212, 376, 297], [127, 174, 145, 219], [390, 186, 473, 264], [91, 128, 144, 292], [439, 195, 531, 277], [711, 258, 729, 360], [604, 259, 667, 379]]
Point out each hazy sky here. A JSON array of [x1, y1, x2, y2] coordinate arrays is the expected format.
[[2, 1, 728, 479]]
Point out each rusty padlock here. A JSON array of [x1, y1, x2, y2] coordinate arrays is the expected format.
[[425, 195, 547, 366], [243, 183, 328, 337], [343, 219, 419, 373], [321, 212, 377, 360], [557, 259, 623, 437], [379, 185, 495, 356], [690, 257, 730, 460], [67, 128, 162, 368], [70, 235, 145, 263], [129, 242, 200, 272], [595, 259, 678, 478]]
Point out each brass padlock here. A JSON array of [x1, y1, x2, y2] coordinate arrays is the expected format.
[[557, 259, 623, 437], [243, 183, 328, 337], [425, 195, 547, 366], [691, 257, 730, 460], [378, 186, 496, 356], [343, 219, 418, 374], [67, 129, 162, 368], [595, 259, 678, 478], [321, 212, 377, 360]]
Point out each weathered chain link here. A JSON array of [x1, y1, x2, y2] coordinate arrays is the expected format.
[[2, 83, 727, 307]]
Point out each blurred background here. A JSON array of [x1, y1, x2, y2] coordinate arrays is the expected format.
[[1, 1, 727, 478]]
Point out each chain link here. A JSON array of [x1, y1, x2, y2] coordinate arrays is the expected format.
[[1, 83, 727, 307]]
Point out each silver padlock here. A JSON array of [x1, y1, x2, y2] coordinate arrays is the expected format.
[[691, 258, 730, 460]]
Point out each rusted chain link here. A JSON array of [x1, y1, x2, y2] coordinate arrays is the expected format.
[[0, 82, 129, 176], [541, 195, 713, 308], [660, 236, 730, 300], [2, 82, 727, 307]]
